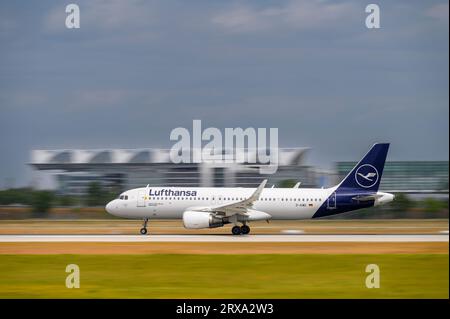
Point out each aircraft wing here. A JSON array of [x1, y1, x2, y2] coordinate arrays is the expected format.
[[198, 179, 267, 216]]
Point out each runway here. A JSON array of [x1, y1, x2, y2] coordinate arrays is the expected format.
[[0, 234, 448, 243]]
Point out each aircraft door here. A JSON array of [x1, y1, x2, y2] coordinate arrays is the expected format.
[[327, 192, 336, 209], [137, 190, 146, 207]]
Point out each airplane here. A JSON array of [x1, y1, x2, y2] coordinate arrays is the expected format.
[[105, 143, 394, 235]]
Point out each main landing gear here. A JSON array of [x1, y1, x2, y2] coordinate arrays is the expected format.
[[140, 218, 149, 235], [231, 224, 251, 235]]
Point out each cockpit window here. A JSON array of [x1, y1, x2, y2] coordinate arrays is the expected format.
[[119, 195, 124, 200], [125, 195, 128, 200]]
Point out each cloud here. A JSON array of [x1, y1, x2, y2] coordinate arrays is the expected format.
[[0, 16, 17, 33], [77, 89, 130, 107], [425, 3, 449, 22], [212, 6, 282, 32], [211, 0, 357, 33]]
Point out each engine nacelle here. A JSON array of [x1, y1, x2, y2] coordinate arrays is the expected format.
[[182, 211, 224, 229]]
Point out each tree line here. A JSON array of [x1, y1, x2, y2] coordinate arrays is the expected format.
[[0, 182, 118, 213]]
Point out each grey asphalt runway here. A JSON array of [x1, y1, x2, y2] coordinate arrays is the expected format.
[[0, 234, 448, 242]]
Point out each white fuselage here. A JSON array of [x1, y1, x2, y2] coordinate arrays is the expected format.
[[106, 186, 338, 220]]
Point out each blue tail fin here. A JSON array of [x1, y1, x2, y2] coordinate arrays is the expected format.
[[337, 143, 390, 192]]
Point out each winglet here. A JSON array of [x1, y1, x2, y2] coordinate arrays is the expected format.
[[293, 182, 301, 188]]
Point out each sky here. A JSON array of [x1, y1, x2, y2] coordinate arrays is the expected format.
[[0, 0, 449, 188]]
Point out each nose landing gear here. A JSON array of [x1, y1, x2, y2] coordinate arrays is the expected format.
[[140, 218, 149, 235]]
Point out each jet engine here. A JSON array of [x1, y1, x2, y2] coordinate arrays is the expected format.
[[182, 211, 225, 229]]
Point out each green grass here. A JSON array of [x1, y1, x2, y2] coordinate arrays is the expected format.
[[0, 254, 447, 298]]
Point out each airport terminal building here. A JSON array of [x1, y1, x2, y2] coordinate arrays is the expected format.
[[30, 148, 333, 195]]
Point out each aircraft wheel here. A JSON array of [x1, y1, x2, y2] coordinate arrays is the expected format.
[[140, 227, 148, 235], [231, 225, 242, 235], [241, 225, 250, 235]]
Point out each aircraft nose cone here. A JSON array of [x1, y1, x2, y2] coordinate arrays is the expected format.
[[105, 200, 116, 215]]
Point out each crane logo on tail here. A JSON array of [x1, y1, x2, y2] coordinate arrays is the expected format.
[[355, 164, 379, 188]]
